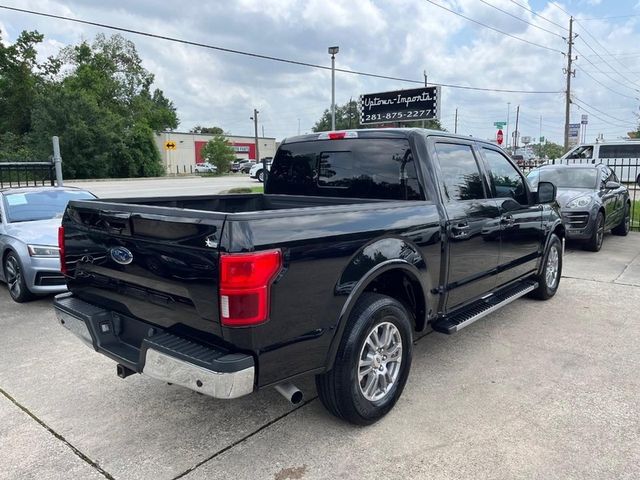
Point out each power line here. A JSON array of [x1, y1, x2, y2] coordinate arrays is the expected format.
[[477, 0, 564, 38], [570, 101, 634, 129], [577, 13, 640, 21], [575, 66, 638, 100], [549, 2, 572, 18], [423, 0, 564, 54], [574, 20, 640, 89], [508, 0, 568, 31], [0, 4, 563, 95], [571, 96, 637, 125], [573, 47, 640, 95]]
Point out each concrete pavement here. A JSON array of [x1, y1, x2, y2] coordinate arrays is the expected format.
[[66, 175, 258, 198], [1, 234, 639, 480]]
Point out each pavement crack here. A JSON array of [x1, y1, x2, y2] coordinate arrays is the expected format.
[[0, 387, 115, 480], [171, 396, 318, 480], [613, 250, 640, 283]]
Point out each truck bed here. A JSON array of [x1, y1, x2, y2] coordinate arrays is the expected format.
[[95, 193, 381, 215]]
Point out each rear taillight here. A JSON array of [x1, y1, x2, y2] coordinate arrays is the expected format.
[[219, 249, 282, 327], [58, 226, 66, 275]]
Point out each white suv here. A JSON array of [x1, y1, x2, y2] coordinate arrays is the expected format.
[[249, 160, 271, 182]]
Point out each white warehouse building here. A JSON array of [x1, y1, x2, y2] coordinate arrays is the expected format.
[[155, 131, 277, 174]]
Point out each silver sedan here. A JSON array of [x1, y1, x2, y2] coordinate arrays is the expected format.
[[0, 187, 95, 302]]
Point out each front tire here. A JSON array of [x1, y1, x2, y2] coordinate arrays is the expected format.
[[4, 252, 34, 303], [531, 233, 562, 300], [584, 211, 605, 252], [612, 202, 630, 236], [316, 293, 413, 425], [257, 170, 265, 183]]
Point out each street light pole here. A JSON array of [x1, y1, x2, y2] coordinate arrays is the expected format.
[[506, 102, 511, 151], [328, 46, 339, 130]]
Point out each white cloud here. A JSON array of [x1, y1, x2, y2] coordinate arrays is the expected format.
[[0, 0, 637, 142]]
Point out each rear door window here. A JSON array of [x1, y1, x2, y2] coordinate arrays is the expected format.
[[598, 144, 640, 159], [266, 138, 424, 200], [481, 148, 529, 205], [433, 143, 486, 201]]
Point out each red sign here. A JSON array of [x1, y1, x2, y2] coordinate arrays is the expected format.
[[496, 129, 504, 145]]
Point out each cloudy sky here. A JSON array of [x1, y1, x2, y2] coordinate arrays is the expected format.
[[1, 0, 639, 145]]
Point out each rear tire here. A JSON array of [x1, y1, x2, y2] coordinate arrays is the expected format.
[[4, 252, 34, 303], [612, 202, 630, 236], [257, 170, 265, 183], [316, 293, 413, 425], [584, 211, 605, 252], [531, 234, 562, 300]]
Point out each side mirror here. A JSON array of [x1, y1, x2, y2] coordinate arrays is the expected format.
[[605, 180, 621, 190], [537, 181, 556, 204]]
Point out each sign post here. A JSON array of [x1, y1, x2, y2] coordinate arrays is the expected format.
[[568, 123, 580, 146], [359, 86, 440, 125]]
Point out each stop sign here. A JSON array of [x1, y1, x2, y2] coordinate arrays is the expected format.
[[496, 129, 504, 145]]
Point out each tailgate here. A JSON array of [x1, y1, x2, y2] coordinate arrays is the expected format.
[[62, 201, 226, 337]]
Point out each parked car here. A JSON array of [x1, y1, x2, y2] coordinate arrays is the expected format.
[[249, 159, 271, 182], [239, 160, 256, 174], [230, 159, 251, 173], [0, 186, 96, 302], [194, 162, 217, 173], [560, 140, 640, 184], [527, 163, 630, 251], [54, 128, 563, 425]]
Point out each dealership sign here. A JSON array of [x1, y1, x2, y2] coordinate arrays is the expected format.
[[359, 86, 440, 125], [233, 145, 250, 153]]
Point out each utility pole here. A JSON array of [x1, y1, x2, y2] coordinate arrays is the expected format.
[[52, 136, 63, 187], [506, 102, 511, 151], [422, 71, 428, 128], [514, 105, 520, 152], [539, 115, 543, 145], [563, 16, 576, 151], [454, 108, 458, 134], [251, 108, 260, 166]]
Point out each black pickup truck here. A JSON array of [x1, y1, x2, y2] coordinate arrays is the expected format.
[[54, 129, 563, 425]]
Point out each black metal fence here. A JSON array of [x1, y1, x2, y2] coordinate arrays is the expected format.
[[520, 158, 640, 232], [0, 161, 56, 189]]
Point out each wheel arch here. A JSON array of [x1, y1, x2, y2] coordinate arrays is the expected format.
[[326, 253, 430, 372]]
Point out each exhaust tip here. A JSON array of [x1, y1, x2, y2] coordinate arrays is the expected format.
[[290, 389, 303, 405], [274, 382, 303, 405]]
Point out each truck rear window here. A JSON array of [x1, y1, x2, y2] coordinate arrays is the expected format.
[[266, 139, 424, 200]]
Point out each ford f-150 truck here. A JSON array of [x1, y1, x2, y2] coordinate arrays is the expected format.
[[54, 129, 563, 425]]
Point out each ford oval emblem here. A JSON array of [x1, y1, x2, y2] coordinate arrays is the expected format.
[[110, 246, 133, 265]]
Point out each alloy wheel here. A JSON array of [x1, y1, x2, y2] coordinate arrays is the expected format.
[[545, 245, 559, 289], [357, 321, 403, 402], [5, 256, 22, 298]]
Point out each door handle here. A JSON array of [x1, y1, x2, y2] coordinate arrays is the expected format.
[[451, 222, 470, 239], [501, 215, 515, 227]]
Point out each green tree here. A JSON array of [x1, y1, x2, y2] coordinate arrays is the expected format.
[[312, 99, 445, 132], [190, 125, 224, 134], [28, 33, 178, 178], [532, 141, 564, 160], [200, 134, 235, 173]]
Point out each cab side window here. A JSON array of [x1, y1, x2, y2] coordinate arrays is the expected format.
[[482, 148, 528, 205], [434, 143, 486, 201]]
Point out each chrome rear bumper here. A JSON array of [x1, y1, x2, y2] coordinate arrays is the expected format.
[[54, 293, 255, 400]]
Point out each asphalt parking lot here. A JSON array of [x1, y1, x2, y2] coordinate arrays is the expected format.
[[1, 231, 639, 480]]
